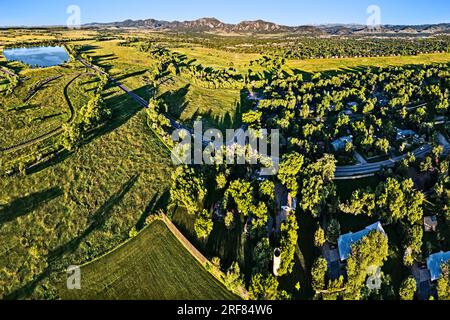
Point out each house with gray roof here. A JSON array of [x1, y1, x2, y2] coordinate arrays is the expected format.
[[337, 222, 386, 261]]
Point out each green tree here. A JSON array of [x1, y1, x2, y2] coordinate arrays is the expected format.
[[170, 166, 206, 216], [277, 152, 304, 197], [344, 231, 389, 300], [277, 214, 299, 276], [249, 274, 287, 300], [314, 226, 326, 248], [399, 277, 417, 300], [252, 238, 272, 275], [311, 257, 328, 292], [437, 262, 450, 300], [194, 209, 213, 240]]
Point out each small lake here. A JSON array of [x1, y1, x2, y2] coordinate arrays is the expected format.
[[3, 46, 70, 68]]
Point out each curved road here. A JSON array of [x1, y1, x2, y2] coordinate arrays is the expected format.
[[335, 143, 450, 180], [0, 73, 82, 154]]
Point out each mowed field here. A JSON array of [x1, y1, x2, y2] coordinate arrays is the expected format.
[[58, 220, 237, 300]]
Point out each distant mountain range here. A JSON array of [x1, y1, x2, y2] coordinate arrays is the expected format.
[[83, 17, 450, 36]]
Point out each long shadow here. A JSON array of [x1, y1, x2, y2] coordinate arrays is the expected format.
[[81, 85, 149, 146], [48, 174, 139, 262], [27, 149, 74, 176], [5, 175, 139, 300], [0, 187, 63, 225], [135, 190, 170, 230], [113, 69, 147, 83], [159, 84, 190, 118]]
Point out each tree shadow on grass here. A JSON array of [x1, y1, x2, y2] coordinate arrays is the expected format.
[[4, 175, 139, 300], [0, 187, 63, 225], [135, 189, 170, 230], [159, 84, 190, 118], [48, 174, 139, 263]]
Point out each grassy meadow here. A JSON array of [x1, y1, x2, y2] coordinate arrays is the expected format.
[[58, 220, 237, 300]]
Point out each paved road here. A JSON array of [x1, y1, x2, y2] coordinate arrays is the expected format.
[[335, 143, 450, 180]]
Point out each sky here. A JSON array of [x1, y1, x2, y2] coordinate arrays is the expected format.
[[0, 0, 449, 27]]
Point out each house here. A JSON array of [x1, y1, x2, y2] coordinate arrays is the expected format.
[[427, 251, 450, 282], [411, 263, 433, 300], [396, 129, 417, 141], [337, 222, 386, 261], [331, 136, 353, 153], [424, 216, 438, 233]]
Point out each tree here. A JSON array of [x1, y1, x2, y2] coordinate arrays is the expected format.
[[249, 274, 287, 300], [437, 262, 450, 300], [242, 110, 263, 129], [224, 211, 235, 229], [170, 166, 206, 216], [311, 257, 328, 292], [224, 262, 244, 292], [402, 224, 423, 267], [225, 179, 254, 216], [195, 209, 213, 240], [344, 231, 389, 300], [216, 173, 228, 190], [300, 156, 336, 217], [326, 219, 341, 245], [252, 238, 272, 275], [376, 178, 424, 225], [60, 122, 82, 151], [277, 152, 304, 197], [375, 138, 390, 155], [277, 214, 299, 276], [314, 226, 326, 248], [339, 189, 376, 217], [259, 180, 275, 201], [399, 277, 417, 300]]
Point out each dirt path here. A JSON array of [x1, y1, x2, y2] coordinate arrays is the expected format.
[[1, 73, 82, 154]]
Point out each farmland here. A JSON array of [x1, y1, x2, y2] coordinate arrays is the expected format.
[[58, 219, 237, 300]]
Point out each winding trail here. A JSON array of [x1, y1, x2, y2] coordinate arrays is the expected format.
[[0, 73, 82, 154]]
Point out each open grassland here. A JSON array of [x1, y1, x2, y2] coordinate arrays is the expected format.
[[158, 75, 243, 130], [75, 40, 246, 130], [75, 39, 156, 92], [58, 220, 237, 300], [172, 46, 262, 73], [0, 83, 173, 297], [0, 29, 99, 45], [286, 52, 450, 76]]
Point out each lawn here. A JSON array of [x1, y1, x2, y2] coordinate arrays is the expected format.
[[58, 219, 238, 300]]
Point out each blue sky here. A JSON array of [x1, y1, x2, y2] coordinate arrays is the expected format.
[[1, 0, 449, 27]]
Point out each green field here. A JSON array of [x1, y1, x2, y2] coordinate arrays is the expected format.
[[172, 46, 262, 73], [286, 52, 450, 76], [58, 220, 237, 300]]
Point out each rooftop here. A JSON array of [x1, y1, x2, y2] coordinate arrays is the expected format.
[[427, 251, 450, 281], [337, 222, 386, 261]]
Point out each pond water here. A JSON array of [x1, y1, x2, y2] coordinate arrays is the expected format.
[[3, 46, 70, 68]]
